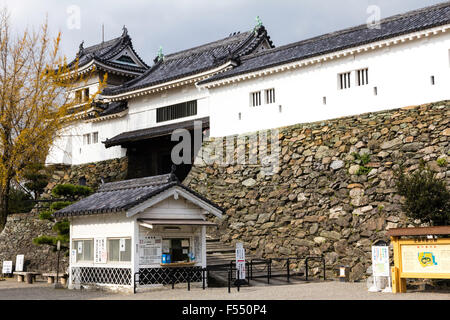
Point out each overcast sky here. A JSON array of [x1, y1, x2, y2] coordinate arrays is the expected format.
[[0, 0, 445, 64]]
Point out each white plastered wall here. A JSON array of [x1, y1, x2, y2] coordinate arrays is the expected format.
[[208, 31, 450, 137], [47, 83, 210, 165], [125, 84, 210, 132]]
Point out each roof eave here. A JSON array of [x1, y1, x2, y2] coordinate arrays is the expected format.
[[103, 61, 236, 101], [199, 23, 450, 88]]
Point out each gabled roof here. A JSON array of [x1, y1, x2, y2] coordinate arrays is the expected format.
[[68, 27, 149, 76], [54, 173, 224, 217], [199, 2, 450, 85], [102, 26, 274, 97], [104, 116, 209, 148]]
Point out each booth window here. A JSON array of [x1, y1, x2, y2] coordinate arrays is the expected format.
[[108, 238, 131, 262], [73, 239, 94, 262], [162, 238, 191, 263]]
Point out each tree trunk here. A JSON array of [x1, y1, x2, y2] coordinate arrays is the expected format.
[[0, 181, 10, 232]]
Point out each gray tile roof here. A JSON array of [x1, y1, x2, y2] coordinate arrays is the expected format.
[[54, 173, 223, 217], [102, 26, 274, 96], [199, 2, 450, 85], [96, 101, 128, 117], [104, 117, 209, 148], [69, 28, 149, 75]]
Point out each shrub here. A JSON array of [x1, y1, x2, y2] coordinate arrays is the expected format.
[[52, 184, 92, 199], [352, 152, 371, 165], [38, 210, 54, 220], [356, 166, 372, 176], [437, 157, 448, 167], [394, 163, 450, 226], [352, 152, 372, 175], [50, 201, 73, 211]]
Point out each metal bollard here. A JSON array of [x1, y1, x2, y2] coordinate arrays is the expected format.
[[287, 258, 290, 283], [187, 269, 190, 291], [228, 270, 231, 294], [202, 269, 206, 290]]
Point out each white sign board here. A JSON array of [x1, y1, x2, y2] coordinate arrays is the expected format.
[[2, 261, 12, 274], [371, 246, 390, 277], [94, 238, 107, 264], [77, 241, 83, 254], [235, 242, 246, 280], [139, 235, 162, 266], [15, 255, 24, 272]]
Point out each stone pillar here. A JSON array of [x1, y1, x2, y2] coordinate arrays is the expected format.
[[25, 273, 33, 284]]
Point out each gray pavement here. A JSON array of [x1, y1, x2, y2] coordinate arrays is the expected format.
[[0, 278, 449, 300]]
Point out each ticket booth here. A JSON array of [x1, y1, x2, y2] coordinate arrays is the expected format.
[[55, 173, 223, 292], [387, 226, 450, 293]]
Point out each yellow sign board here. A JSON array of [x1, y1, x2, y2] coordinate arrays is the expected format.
[[401, 243, 450, 275], [389, 228, 450, 293]]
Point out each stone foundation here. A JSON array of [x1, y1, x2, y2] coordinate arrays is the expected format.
[[185, 101, 450, 281]]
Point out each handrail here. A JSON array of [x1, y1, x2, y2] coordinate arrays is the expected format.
[[305, 256, 326, 281], [133, 255, 326, 294]]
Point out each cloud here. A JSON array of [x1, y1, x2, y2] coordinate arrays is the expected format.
[[0, 0, 444, 65]]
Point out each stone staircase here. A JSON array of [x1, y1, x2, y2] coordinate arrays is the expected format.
[[206, 236, 307, 287], [206, 236, 255, 267]]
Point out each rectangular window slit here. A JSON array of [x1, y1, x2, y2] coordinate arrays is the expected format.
[[339, 72, 351, 90], [156, 100, 197, 123]]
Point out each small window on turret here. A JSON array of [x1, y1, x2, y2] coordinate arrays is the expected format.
[[116, 55, 137, 65], [83, 88, 90, 102], [75, 90, 82, 104]]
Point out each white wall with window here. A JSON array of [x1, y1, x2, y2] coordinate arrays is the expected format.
[[125, 84, 210, 132], [69, 213, 134, 268], [68, 213, 136, 291], [48, 83, 210, 166], [206, 30, 450, 137], [67, 75, 101, 108], [46, 118, 127, 166]]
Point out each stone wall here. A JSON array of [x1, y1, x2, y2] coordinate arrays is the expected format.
[[42, 157, 128, 198], [185, 101, 450, 281], [0, 213, 69, 273]]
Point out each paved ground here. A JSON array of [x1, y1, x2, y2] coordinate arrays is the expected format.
[[0, 278, 449, 300]]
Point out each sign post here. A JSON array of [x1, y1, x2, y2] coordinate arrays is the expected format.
[[235, 242, 246, 285], [369, 243, 391, 293], [15, 255, 24, 272], [2, 261, 13, 279], [55, 240, 63, 289]]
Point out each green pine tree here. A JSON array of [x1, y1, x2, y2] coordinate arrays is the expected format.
[[33, 183, 93, 252]]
